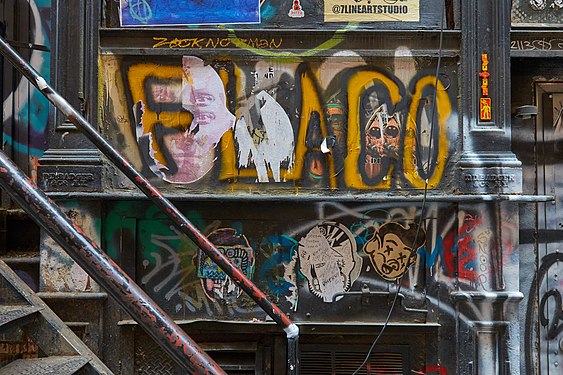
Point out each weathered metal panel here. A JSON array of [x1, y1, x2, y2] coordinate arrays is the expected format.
[[40, 201, 101, 293], [533, 82, 563, 375], [102, 195, 526, 373], [104, 200, 517, 320]]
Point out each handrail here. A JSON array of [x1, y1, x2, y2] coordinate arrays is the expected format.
[[0, 136, 224, 374], [0, 36, 299, 374]]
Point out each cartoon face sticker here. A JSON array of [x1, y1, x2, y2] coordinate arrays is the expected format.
[[298, 222, 362, 302], [364, 222, 425, 281]]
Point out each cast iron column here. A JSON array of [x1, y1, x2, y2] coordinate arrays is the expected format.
[[455, 1, 522, 375]]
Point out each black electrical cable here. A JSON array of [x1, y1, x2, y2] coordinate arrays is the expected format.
[[351, 2, 446, 373]]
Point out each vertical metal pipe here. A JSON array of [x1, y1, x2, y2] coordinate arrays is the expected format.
[[0, 147, 225, 374], [287, 335, 300, 375], [0, 35, 299, 373]]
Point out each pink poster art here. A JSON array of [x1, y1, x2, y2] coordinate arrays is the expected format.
[[134, 56, 235, 184]]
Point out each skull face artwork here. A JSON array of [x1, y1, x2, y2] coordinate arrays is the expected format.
[[364, 104, 402, 181], [298, 222, 362, 302], [364, 222, 426, 281]]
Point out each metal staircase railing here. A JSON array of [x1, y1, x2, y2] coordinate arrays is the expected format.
[[0, 36, 299, 374], [0, 99, 225, 375], [0, 259, 112, 374]]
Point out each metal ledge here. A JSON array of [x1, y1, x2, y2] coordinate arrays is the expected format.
[[450, 291, 524, 302], [99, 28, 460, 57], [118, 319, 441, 334], [35, 292, 108, 300], [511, 30, 563, 58], [45, 192, 554, 203], [0, 256, 40, 265]]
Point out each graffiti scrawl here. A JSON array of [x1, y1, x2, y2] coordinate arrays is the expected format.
[[104, 53, 455, 190]]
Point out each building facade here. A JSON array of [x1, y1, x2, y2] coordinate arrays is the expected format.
[[3, 1, 563, 374]]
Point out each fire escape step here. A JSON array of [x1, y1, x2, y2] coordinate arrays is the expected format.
[[0, 305, 41, 332], [0, 356, 90, 375], [0, 261, 113, 374]]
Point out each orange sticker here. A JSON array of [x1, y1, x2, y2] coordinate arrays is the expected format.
[[480, 54, 489, 97], [480, 98, 492, 121]]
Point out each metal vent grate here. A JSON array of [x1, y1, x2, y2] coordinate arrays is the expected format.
[[134, 331, 257, 374], [301, 345, 408, 375]]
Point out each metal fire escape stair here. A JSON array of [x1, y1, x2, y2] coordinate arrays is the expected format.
[[0, 260, 112, 375]]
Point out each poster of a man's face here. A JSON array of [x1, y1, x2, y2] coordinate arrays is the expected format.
[[364, 222, 425, 281], [135, 56, 235, 184]]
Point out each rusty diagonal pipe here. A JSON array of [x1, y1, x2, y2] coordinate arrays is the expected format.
[[0, 147, 224, 374], [0, 36, 299, 374]]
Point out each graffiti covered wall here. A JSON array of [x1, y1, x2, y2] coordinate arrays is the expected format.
[[103, 201, 515, 319], [101, 199, 519, 373], [100, 52, 458, 193]]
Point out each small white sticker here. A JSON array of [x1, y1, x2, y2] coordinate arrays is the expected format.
[[36, 76, 48, 90], [321, 138, 330, 154]]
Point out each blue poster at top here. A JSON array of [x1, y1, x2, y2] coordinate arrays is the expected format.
[[120, 0, 261, 26]]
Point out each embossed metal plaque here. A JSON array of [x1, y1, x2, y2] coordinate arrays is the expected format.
[[38, 166, 102, 192], [460, 168, 523, 194]]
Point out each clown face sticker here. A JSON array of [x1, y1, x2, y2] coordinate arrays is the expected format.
[[364, 222, 425, 281]]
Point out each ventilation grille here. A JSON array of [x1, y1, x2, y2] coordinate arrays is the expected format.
[[205, 349, 256, 375], [134, 331, 256, 374], [301, 345, 408, 375]]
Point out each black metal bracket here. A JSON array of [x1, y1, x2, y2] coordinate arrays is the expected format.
[[331, 283, 428, 313]]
